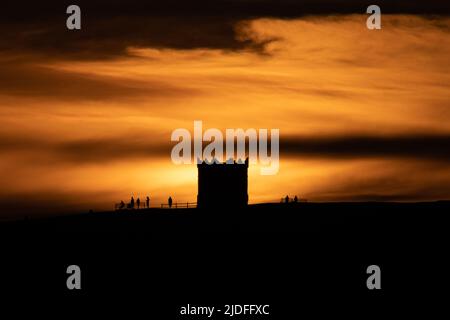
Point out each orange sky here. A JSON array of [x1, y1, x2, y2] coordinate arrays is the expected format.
[[1, 15, 450, 216]]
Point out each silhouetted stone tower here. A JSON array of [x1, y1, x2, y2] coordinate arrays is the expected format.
[[197, 158, 249, 209]]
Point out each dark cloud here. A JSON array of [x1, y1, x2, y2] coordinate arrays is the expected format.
[[53, 137, 171, 163], [281, 135, 450, 161], [3, 132, 450, 164], [0, 1, 449, 59], [0, 61, 195, 101], [0, 133, 171, 164]]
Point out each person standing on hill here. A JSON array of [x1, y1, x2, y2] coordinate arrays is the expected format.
[[168, 196, 173, 208], [136, 197, 141, 209], [146, 196, 150, 208]]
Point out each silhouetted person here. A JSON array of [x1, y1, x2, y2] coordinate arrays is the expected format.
[[130, 196, 135, 209], [168, 196, 173, 208], [285, 195, 289, 203], [136, 198, 141, 209], [294, 195, 298, 203], [119, 200, 125, 209], [146, 196, 150, 208]]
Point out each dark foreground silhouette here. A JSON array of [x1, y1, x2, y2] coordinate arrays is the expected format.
[[2, 201, 448, 234], [1, 201, 448, 315]]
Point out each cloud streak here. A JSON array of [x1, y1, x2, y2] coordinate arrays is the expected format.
[[1, 1, 450, 59], [281, 135, 450, 162], [0, 59, 196, 102], [2, 131, 450, 165]]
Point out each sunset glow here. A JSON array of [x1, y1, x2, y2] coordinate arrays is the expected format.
[[1, 13, 450, 216]]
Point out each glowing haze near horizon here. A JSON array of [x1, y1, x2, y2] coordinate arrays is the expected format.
[[1, 14, 450, 216]]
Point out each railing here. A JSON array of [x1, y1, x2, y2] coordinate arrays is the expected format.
[[115, 199, 305, 210], [114, 201, 197, 210], [114, 203, 152, 210], [161, 202, 197, 209]]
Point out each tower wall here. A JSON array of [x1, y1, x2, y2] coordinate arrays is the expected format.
[[197, 159, 248, 209]]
